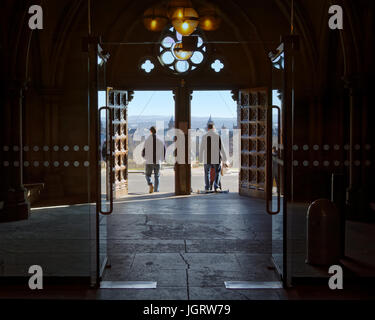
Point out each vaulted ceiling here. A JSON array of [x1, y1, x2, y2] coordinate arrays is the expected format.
[[1, 0, 372, 92]]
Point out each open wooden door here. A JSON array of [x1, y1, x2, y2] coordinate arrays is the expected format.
[[238, 88, 268, 199], [107, 88, 130, 199]]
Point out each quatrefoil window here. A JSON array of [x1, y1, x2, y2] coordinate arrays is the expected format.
[[211, 59, 224, 72], [141, 59, 155, 73]]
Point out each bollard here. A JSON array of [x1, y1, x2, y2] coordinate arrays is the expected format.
[[306, 199, 341, 266]]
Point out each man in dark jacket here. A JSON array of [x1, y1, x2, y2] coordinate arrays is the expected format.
[[142, 126, 166, 193], [199, 123, 228, 191]]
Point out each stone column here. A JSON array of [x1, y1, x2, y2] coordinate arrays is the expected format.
[[173, 81, 191, 195], [344, 76, 368, 219], [1, 82, 30, 222], [40, 88, 64, 199]]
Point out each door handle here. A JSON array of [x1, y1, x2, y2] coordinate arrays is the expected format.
[[98, 106, 113, 215], [266, 105, 281, 215]]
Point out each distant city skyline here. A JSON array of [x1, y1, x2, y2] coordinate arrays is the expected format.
[[126, 90, 237, 118], [98, 90, 238, 127], [127, 115, 237, 131]]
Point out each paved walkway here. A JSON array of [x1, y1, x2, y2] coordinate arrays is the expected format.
[[128, 167, 239, 194], [102, 192, 282, 299], [1, 169, 373, 300], [1, 191, 373, 299]]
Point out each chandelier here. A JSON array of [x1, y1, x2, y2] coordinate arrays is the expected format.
[[143, 0, 221, 36], [143, 6, 169, 32]]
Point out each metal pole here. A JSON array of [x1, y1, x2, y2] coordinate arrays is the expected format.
[[88, 0, 92, 36], [17, 87, 24, 190], [291, 0, 294, 35], [349, 87, 353, 189]]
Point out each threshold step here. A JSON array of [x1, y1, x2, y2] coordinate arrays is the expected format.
[[224, 281, 283, 289], [100, 281, 157, 289]]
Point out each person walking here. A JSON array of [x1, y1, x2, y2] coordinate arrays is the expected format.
[[142, 126, 166, 193], [199, 122, 228, 192]]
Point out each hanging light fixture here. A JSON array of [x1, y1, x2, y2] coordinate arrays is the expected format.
[[143, 1, 222, 34], [199, 14, 221, 31], [171, 7, 199, 36], [143, 6, 168, 32], [198, 5, 221, 31], [172, 42, 193, 60], [167, 0, 193, 18]]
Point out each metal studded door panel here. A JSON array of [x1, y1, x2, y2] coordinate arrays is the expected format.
[[239, 88, 268, 199], [107, 88, 129, 198]]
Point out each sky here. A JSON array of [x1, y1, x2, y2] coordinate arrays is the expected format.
[[124, 90, 237, 118], [99, 90, 280, 120]]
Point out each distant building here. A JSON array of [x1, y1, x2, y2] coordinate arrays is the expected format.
[[207, 115, 214, 129], [168, 116, 174, 129], [165, 116, 174, 151]]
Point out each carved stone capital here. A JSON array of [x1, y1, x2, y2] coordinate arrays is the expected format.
[[127, 90, 134, 103], [231, 89, 239, 102]]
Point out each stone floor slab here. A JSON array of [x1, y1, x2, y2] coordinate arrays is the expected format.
[[97, 287, 188, 300], [108, 240, 186, 254], [188, 269, 274, 287], [103, 268, 187, 288], [185, 239, 271, 254], [130, 253, 188, 271], [188, 287, 282, 300], [234, 254, 280, 280], [182, 253, 242, 271]]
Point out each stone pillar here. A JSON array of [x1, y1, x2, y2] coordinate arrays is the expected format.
[[174, 82, 191, 195], [40, 88, 64, 199], [344, 76, 368, 220], [1, 82, 30, 222]]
